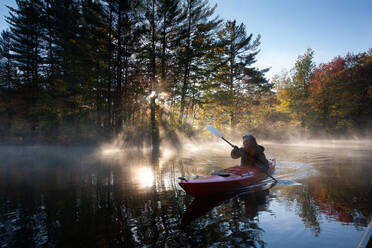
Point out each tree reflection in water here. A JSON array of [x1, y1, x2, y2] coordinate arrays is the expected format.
[[275, 147, 372, 237], [181, 184, 274, 247], [0, 145, 371, 247]]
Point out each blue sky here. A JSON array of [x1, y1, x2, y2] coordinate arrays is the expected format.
[[1, 0, 372, 79], [210, 0, 372, 78], [0, 1, 16, 35], [0, 0, 16, 26]]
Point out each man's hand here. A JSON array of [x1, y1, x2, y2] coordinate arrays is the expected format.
[[233, 145, 240, 153], [231, 145, 241, 159]]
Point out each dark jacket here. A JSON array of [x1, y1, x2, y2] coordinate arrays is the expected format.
[[231, 145, 269, 169]]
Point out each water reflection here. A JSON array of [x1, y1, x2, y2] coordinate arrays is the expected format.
[[181, 182, 276, 227], [0, 143, 371, 247], [181, 186, 274, 247], [134, 167, 154, 189], [272, 144, 372, 233]]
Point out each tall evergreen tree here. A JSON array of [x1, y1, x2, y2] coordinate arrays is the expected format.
[[101, 0, 114, 130], [157, 0, 183, 87], [6, 0, 46, 136], [42, 0, 103, 140], [111, 0, 141, 132], [6, 0, 44, 88], [79, 0, 109, 129], [43, 0, 80, 104], [0, 30, 18, 134], [137, 0, 161, 148], [213, 20, 270, 127], [178, 0, 220, 122], [0, 30, 16, 90]]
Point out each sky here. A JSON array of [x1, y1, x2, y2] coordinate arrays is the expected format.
[[209, 0, 372, 78], [1, 0, 372, 79]]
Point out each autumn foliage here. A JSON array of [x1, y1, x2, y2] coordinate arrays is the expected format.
[[276, 49, 372, 135]]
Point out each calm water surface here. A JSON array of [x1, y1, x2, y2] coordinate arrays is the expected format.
[[0, 141, 371, 247]]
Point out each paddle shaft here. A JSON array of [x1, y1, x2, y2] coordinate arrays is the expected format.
[[221, 137, 234, 147], [263, 169, 277, 182]]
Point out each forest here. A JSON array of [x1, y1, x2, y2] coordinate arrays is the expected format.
[[0, 0, 371, 145]]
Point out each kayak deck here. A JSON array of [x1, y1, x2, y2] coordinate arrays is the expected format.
[[179, 159, 276, 197]]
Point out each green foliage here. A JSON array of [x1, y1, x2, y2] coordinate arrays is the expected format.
[[177, 0, 221, 122], [0, 0, 224, 143], [201, 20, 271, 128], [276, 48, 315, 127]]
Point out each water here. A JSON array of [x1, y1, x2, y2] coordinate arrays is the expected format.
[[0, 141, 371, 247]]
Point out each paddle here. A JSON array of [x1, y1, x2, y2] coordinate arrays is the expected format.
[[206, 125, 278, 183]]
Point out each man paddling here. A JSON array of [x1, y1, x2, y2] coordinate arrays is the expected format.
[[231, 134, 269, 170]]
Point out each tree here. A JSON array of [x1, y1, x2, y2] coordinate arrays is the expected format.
[[178, 0, 220, 123], [345, 51, 372, 130], [1, 0, 302, 143], [211, 20, 270, 127], [158, 0, 183, 83], [0, 30, 18, 134], [77, 0, 110, 130], [308, 53, 372, 133], [276, 49, 372, 135], [276, 48, 315, 128], [6, 0, 46, 136], [0, 30, 17, 91], [290, 48, 315, 127]]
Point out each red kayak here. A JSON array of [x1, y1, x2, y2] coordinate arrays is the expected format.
[[179, 159, 276, 197]]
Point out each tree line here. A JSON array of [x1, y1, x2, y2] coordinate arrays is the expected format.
[[0, 0, 270, 144], [274, 48, 372, 136], [1, 0, 370, 144]]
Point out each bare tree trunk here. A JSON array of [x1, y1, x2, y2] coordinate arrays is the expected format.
[[115, 6, 122, 133], [179, 1, 192, 123], [107, 0, 113, 131], [150, 0, 159, 154]]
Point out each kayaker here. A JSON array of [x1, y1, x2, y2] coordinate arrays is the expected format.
[[231, 134, 269, 170]]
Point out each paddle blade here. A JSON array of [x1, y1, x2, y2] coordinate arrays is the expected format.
[[206, 125, 222, 138], [276, 180, 302, 186]]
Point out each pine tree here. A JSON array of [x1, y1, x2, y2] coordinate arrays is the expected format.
[[213, 20, 270, 127], [0, 30, 18, 134], [157, 0, 183, 88], [6, 0, 46, 136], [0, 30, 16, 90], [104, 0, 114, 130], [109, 0, 140, 132], [79, 0, 109, 129], [147, 0, 160, 150], [178, 0, 220, 122]]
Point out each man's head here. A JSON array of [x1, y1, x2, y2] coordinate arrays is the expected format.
[[242, 134, 257, 150]]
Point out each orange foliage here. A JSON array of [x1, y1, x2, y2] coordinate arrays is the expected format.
[[306, 53, 372, 131]]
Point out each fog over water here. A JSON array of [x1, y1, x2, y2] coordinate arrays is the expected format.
[[0, 138, 371, 247]]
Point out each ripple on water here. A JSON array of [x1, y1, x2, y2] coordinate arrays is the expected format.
[[274, 161, 317, 182]]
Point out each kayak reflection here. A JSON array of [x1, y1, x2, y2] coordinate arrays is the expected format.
[[181, 181, 276, 227]]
